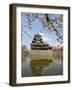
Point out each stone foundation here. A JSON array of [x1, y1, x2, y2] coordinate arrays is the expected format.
[[29, 50, 53, 60]]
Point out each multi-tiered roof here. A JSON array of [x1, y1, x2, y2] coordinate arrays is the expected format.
[[31, 33, 52, 50]]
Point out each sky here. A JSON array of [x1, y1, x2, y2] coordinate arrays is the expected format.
[[21, 13, 63, 49]]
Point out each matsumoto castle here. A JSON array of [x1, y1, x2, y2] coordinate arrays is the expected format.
[[31, 33, 52, 50]]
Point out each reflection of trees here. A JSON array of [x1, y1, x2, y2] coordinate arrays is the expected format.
[[30, 60, 52, 76], [53, 49, 63, 63], [22, 45, 29, 62]]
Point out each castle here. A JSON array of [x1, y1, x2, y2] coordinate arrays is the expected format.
[[31, 33, 52, 50]]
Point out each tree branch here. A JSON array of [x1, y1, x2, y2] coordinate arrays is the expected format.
[[45, 14, 62, 41]]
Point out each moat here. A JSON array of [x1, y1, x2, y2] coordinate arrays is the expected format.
[[21, 33, 63, 77], [21, 55, 63, 77]]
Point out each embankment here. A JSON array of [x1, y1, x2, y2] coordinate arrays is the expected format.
[[29, 50, 53, 60]]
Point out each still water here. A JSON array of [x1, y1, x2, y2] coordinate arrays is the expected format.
[[21, 57, 63, 77]]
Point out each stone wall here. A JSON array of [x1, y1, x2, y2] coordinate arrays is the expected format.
[[29, 50, 53, 60]]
